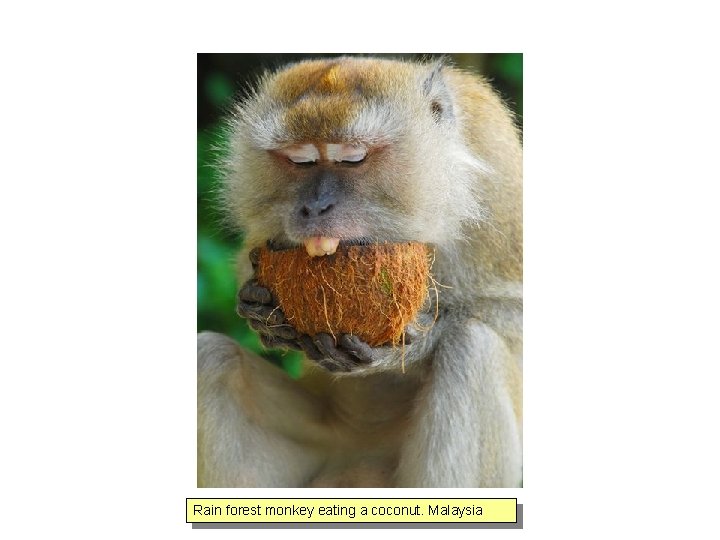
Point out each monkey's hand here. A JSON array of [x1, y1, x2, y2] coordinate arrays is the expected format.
[[305, 312, 436, 373], [234, 247, 300, 348], [236, 248, 335, 359], [236, 278, 302, 348], [239, 278, 433, 373], [235, 246, 301, 349], [237, 278, 377, 369]]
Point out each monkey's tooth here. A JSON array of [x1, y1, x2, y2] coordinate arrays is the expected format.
[[304, 237, 340, 257]]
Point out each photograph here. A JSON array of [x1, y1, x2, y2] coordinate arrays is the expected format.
[[197, 53, 523, 488], [9, 3, 720, 536]]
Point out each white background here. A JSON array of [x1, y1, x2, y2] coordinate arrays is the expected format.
[[1, 1, 718, 538]]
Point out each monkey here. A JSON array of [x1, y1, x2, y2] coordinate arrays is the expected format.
[[197, 56, 522, 488]]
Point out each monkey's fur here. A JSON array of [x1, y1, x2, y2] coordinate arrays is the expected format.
[[198, 57, 522, 487]]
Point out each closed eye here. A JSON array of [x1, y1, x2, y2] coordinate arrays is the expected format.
[[278, 143, 320, 165], [289, 158, 317, 167], [275, 143, 367, 166], [328, 144, 367, 164], [336, 153, 365, 164]]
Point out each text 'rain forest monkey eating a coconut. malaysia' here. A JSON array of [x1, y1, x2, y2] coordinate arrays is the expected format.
[[198, 56, 522, 487]]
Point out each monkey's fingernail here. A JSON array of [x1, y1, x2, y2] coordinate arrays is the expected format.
[[303, 237, 340, 257]]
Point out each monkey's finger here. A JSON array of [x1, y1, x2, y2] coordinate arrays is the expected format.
[[237, 301, 287, 326], [314, 333, 354, 371], [259, 334, 302, 351], [299, 333, 339, 371], [238, 281, 273, 305], [338, 334, 375, 364], [237, 301, 271, 322], [298, 334, 325, 361], [248, 318, 298, 340]]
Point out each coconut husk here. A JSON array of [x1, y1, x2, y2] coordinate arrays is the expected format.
[[256, 242, 430, 347]]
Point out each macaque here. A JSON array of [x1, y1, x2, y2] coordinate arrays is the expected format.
[[198, 56, 522, 487]]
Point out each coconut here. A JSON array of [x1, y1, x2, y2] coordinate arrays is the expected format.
[[255, 242, 431, 347]]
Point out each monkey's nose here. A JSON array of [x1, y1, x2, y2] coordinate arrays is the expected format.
[[300, 196, 336, 218]]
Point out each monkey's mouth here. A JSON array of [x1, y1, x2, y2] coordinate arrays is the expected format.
[[267, 236, 374, 256]]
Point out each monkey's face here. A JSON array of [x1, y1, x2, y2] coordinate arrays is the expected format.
[[226, 58, 486, 251], [267, 140, 427, 254]]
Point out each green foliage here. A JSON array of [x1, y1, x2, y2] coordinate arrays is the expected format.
[[204, 72, 234, 109], [495, 53, 523, 82], [498, 53, 523, 118]]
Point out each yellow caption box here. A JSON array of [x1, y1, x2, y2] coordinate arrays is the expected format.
[[187, 498, 516, 524]]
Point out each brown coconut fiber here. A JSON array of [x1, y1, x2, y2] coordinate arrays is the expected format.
[[256, 242, 431, 347]]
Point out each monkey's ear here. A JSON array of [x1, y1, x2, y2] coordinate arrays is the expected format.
[[422, 61, 454, 124]]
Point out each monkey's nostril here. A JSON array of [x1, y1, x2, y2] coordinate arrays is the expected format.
[[318, 202, 334, 216], [301, 200, 336, 218]]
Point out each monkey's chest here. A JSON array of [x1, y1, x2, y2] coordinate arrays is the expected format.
[[305, 379, 417, 487], [296, 367, 423, 487], [307, 455, 398, 488]]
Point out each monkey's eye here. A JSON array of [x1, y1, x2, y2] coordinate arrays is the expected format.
[[278, 144, 320, 165], [287, 157, 317, 166], [336, 152, 366, 164], [327, 144, 367, 164]]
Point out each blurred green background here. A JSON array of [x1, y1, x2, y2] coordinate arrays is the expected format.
[[197, 53, 523, 378]]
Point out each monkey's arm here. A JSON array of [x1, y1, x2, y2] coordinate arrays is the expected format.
[[305, 309, 439, 373], [395, 318, 522, 487]]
